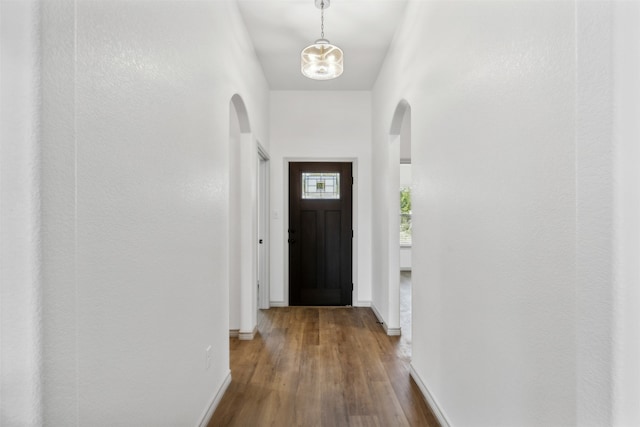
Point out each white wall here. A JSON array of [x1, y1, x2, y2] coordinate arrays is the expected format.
[[0, 1, 42, 425], [399, 247, 411, 272], [38, 1, 269, 425], [612, 2, 640, 425], [374, 1, 640, 425], [374, 1, 578, 425], [576, 2, 640, 425], [269, 91, 372, 306], [400, 164, 412, 188], [575, 2, 615, 424]]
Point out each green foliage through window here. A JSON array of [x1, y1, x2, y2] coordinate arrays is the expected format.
[[400, 187, 412, 245]]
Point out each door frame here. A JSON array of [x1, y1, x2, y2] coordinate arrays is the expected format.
[[283, 158, 359, 306], [257, 144, 270, 310]]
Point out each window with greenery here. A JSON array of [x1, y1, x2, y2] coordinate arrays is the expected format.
[[400, 187, 412, 245]]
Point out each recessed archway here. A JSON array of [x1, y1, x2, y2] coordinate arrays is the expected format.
[[390, 100, 411, 137], [385, 100, 412, 336], [228, 94, 258, 340], [230, 94, 251, 134]]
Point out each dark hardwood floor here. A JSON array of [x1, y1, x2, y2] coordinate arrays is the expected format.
[[208, 305, 439, 427]]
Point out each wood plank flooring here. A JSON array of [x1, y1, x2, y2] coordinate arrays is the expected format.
[[208, 307, 439, 427]]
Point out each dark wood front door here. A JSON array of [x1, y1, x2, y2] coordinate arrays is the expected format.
[[289, 162, 352, 306]]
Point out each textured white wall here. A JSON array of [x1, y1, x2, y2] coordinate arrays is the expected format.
[[400, 164, 412, 188], [612, 2, 640, 425], [39, 1, 268, 425], [373, 1, 578, 425], [399, 248, 411, 272], [0, 1, 42, 425], [269, 91, 372, 306], [575, 2, 615, 424]]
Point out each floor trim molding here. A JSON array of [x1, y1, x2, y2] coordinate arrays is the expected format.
[[238, 325, 257, 340], [386, 326, 401, 336], [370, 302, 385, 325], [269, 301, 288, 307], [229, 329, 239, 338], [354, 300, 371, 307], [198, 370, 232, 427], [370, 303, 401, 336], [409, 364, 451, 427]]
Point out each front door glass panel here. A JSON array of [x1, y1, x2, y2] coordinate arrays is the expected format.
[[302, 172, 340, 199]]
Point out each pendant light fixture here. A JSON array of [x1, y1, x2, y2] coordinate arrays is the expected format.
[[301, 0, 343, 80]]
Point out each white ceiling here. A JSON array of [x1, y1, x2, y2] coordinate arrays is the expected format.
[[237, 0, 408, 90]]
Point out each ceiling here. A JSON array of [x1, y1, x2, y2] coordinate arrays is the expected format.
[[236, 0, 408, 90]]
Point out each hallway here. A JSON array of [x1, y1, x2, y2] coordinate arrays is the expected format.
[[3, 1, 639, 425], [209, 307, 438, 427]]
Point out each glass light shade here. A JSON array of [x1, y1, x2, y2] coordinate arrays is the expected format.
[[301, 39, 343, 80]]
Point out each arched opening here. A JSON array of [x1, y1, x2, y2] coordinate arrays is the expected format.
[[228, 96, 243, 338], [228, 94, 259, 340], [387, 100, 412, 337], [230, 94, 251, 134]]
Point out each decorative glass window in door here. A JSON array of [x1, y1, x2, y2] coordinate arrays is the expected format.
[[302, 172, 340, 199]]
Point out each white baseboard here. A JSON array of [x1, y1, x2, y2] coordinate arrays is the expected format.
[[370, 302, 384, 323], [238, 325, 257, 340], [370, 303, 386, 330], [409, 364, 451, 427], [268, 301, 372, 308], [269, 301, 288, 307], [198, 371, 232, 427], [229, 329, 239, 338], [370, 303, 401, 336], [386, 326, 401, 336]]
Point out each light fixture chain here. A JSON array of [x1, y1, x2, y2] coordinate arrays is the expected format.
[[320, 1, 325, 39]]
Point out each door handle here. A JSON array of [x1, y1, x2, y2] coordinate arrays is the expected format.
[[259, 239, 263, 244]]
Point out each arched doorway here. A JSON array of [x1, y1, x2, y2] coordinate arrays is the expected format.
[[228, 94, 259, 340], [387, 100, 411, 336]]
